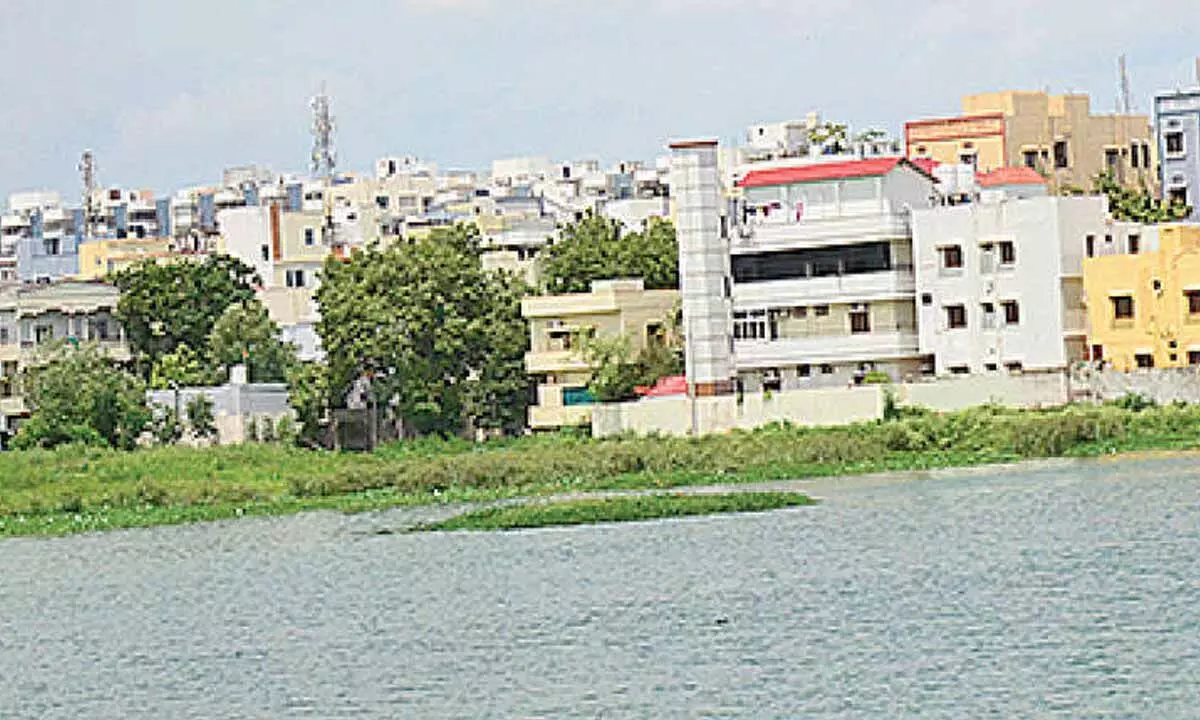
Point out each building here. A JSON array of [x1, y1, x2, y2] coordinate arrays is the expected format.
[[76, 236, 178, 279], [906, 91, 1156, 192], [0, 281, 128, 440], [1155, 61, 1200, 219], [727, 156, 938, 390], [912, 195, 1140, 375], [521, 279, 679, 430], [3, 192, 82, 283], [1083, 224, 1200, 371]]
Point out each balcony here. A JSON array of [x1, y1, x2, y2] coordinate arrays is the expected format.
[[735, 330, 921, 370], [734, 268, 915, 310], [734, 213, 911, 253], [525, 350, 590, 375], [0, 396, 26, 418]]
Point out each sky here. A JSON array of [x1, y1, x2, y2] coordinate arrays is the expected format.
[[1, 0, 1199, 203]]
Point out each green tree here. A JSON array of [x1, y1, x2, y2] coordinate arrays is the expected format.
[[287, 360, 331, 446], [539, 213, 679, 294], [208, 299, 295, 383], [13, 343, 151, 450], [316, 224, 530, 437], [810, 121, 850, 153], [150, 407, 183, 446], [185, 394, 218, 442], [149, 343, 220, 390], [576, 308, 685, 404], [1091, 171, 1192, 223], [113, 255, 259, 374]]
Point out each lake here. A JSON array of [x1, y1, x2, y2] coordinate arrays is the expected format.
[[2, 455, 1198, 718]]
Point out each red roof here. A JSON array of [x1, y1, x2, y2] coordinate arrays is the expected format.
[[976, 166, 1047, 188], [634, 375, 689, 398], [737, 157, 920, 189], [909, 157, 941, 175]]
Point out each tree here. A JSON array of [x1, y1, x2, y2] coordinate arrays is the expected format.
[[1091, 171, 1192, 223], [576, 307, 685, 403], [287, 360, 331, 446], [316, 224, 530, 437], [114, 255, 259, 374], [150, 407, 183, 446], [208, 299, 295, 383], [810, 121, 850, 154], [185, 394, 218, 443], [149, 343, 220, 391], [13, 343, 151, 450], [539, 213, 679, 294]]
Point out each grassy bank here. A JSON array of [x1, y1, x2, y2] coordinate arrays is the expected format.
[[415, 492, 815, 532], [4, 401, 1200, 538]]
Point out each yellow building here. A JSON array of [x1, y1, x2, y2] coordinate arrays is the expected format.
[[1084, 224, 1200, 370], [521, 279, 679, 430], [76, 237, 178, 279], [906, 91, 1156, 192]]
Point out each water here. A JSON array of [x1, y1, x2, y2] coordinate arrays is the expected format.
[[2, 456, 1199, 718]]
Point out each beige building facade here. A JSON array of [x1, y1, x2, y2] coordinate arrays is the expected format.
[[907, 91, 1156, 192], [521, 279, 679, 430]]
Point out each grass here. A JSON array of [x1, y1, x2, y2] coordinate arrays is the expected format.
[[4, 400, 1200, 538], [414, 492, 815, 532]]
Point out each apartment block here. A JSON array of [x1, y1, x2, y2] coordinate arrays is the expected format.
[[1156, 69, 1200, 220], [912, 195, 1139, 375], [3, 192, 81, 283], [1083, 224, 1200, 371], [728, 157, 937, 389], [521, 279, 679, 430], [0, 281, 128, 440], [906, 91, 1156, 192]]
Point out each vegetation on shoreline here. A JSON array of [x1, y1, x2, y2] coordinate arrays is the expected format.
[[415, 492, 814, 532], [4, 400, 1200, 538]]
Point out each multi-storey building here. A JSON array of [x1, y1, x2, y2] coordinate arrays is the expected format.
[[0, 281, 128, 441], [911, 194, 1140, 375], [906, 91, 1156, 192], [1083, 224, 1200, 371], [521, 279, 679, 430], [3, 192, 82, 284], [728, 156, 937, 390], [1155, 63, 1200, 219]]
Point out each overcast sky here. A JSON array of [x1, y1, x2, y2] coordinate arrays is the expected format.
[[2, 0, 1198, 202]]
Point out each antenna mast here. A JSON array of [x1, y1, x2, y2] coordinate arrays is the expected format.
[[1118, 55, 1132, 114], [78, 150, 97, 241], [310, 86, 336, 179]]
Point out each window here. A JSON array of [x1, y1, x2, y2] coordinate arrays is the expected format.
[[304, 228, 316, 246], [261, 244, 270, 261], [0, 328, 7, 344], [35, 325, 54, 343], [1092, 345, 1104, 361], [949, 366, 969, 375], [92, 320, 110, 341], [1187, 291, 1200, 315], [791, 306, 808, 319], [1006, 362, 1024, 373], [1023, 150, 1039, 169], [286, 269, 306, 288], [1130, 142, 1141, 168], [820, 364, 834, 375], [43, 238, 61, 255], [1086, 235, 1096, 258], [375, 196, 390, 210], [1169, 187, 1188, 206], [999, 241, 1016, 265], [1054, 140, 1069, 169], [763, 369, 782, 392], [1002, 300, 1020, 326], [798, 364, 811, 378], [1111, 295, 1134, 320], [1105, 148, 1119, 170], [1141, 143, 1151, 169], [916, 145, 927, 155], [1166, 132, 1184, 155], [959, 152, 977, 169], [940, 245, 964, 270], [981, 302, 996, 329], [1190, 351, 1200, 366], [814, 305, 830, 317], [1128, 234, 1140, 255], [1135, 353, 1155, 369], [850, 306, 871, 334], [946, 304, 967, 329], [985, 363, 999, 372], [733, 311, 768, 341], [921, 293, 933, 306]]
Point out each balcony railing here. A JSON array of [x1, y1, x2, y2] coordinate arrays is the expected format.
[[734, 213, 911, 253], [733, 267, 915, 309], [735, 330, 921, 370]]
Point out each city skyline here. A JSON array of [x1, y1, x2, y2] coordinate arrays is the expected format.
[[2, 0, 1198, 202]]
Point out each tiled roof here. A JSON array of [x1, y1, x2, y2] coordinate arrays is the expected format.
[[737, 157, 915, 189], [976, 166, 1048, 188], [909, 157, 941, 175]]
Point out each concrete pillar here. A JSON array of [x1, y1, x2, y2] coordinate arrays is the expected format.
[[669, 139, 734, 397]]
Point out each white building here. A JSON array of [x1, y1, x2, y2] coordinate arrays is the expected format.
[[911, 194, 1147, 375], [728, 156, 938, 390]]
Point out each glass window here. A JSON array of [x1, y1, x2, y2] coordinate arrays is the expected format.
[[1111, 296, 1134, 320]]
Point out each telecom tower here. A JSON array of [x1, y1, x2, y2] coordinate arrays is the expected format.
[[310, 86, 337, 179], [1118, 55, 1133, 114], [78, 150, 97, 241]]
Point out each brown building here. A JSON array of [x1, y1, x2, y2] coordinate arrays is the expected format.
[[906, 91, 1156, 193]]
